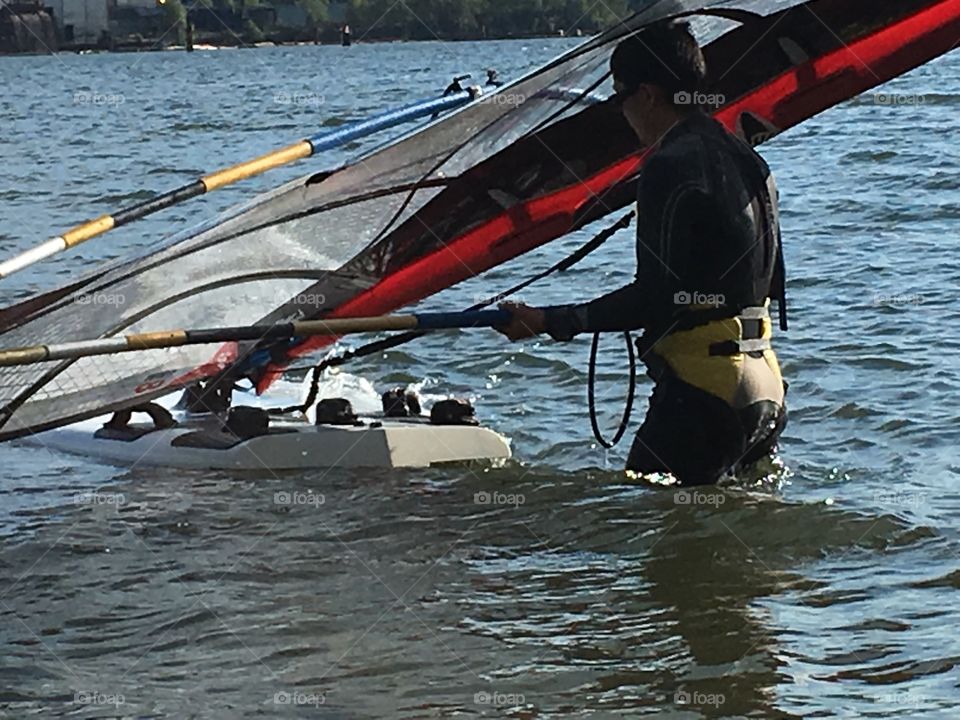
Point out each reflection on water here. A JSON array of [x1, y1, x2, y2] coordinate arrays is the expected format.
[[0, 464, 949, 718]]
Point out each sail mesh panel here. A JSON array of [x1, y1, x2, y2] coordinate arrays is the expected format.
[[1, 0, 953, 439]]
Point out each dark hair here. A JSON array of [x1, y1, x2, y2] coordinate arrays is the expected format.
[[611, 21, 707, 106]]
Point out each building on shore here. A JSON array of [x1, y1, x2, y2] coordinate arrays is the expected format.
[[2, 0, 351, 53], [44, 0, 107, 46], [0, 0, 58, 52], [111, 0, 167, 46], [43, 0, 168, 50]]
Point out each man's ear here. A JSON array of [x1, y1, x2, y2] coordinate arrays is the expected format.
[[646, 84, 672, 107], [622, 88, 647, 117]]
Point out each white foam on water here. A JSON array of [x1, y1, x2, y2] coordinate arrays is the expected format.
[[221, 370, 382, 422], [299, 369, 383, 423]]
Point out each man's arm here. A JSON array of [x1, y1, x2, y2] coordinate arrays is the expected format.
[[542, 283, 649, 341], [543, 162, 710, 340], [495, 283, 649, 342], [495, 150, 708, 343]]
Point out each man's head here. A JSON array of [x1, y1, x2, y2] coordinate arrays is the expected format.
[[611, 22, 707, 143]]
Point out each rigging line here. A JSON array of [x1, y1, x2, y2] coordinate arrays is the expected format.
[[357, 88, 571, 251], [525, 69, 614, 139], [0, 12, 720, 428], [360, 38, 626, 251], [10, 29, 644, 332], [0, 92, 478, 282], [351, 2, 772, 256], [272, 211, 635, 416], [0, 178, 455, 333], [0, 269, 348, 427], [338, 65, 586, 255], [177, 90, 637, 400], [532, 3, 672, 78]]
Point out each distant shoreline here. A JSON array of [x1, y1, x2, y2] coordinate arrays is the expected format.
[[1, 32, 584, 58], [2, 0, 606, 56]]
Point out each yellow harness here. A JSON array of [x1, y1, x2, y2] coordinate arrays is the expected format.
[[650, 303, 784, 408]]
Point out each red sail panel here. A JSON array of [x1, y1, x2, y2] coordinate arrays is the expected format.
[[257, 0, 960, 392], [2, 0, 958, 441]]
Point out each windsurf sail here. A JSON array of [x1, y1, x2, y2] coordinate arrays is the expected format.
[[0, 89, 480, 281], [1, 0, 958, 441]]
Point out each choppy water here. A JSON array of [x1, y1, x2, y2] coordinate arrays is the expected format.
[[1, 40, 959, 718]]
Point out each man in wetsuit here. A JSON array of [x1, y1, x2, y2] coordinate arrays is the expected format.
[[496, 22, 788, 485]]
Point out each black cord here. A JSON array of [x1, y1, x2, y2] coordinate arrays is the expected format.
[[588, 331, 636, 449], [270, 331, 420, 416], [272, 211, 635, 417]]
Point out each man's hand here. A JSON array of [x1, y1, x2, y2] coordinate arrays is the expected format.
[[495, 302, 547, 342]]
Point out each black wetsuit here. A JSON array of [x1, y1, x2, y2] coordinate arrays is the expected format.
[[546, 112, 787, 485]]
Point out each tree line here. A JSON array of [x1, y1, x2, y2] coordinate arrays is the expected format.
[[163, 0, 646, 45], [344, 0, 638, 40]]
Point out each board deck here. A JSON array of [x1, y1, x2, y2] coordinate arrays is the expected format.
[[26, 413, 512, 471]]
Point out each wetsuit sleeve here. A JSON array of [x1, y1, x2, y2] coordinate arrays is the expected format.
[[543, 284, 648, 341], [543, 153, 706, 341]]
